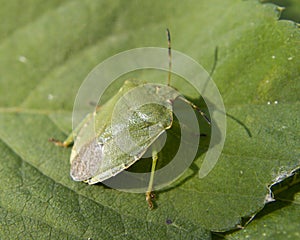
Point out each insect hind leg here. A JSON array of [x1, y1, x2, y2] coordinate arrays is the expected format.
[[146, 149, 158, 209]]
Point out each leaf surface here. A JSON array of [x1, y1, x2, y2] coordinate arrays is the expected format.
[[0, 0, 299, 239]]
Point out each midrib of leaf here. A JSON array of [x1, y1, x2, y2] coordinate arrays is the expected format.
[[0, 107, 70, 115]]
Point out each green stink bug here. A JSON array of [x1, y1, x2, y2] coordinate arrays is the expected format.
[[50, 29, 210, 209]]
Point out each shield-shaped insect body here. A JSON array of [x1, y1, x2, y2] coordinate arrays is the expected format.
[[70, 81, 180, 184]]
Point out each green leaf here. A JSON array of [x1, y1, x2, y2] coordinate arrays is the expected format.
[[0, 0, 299, 239], [227, 179, 300, 239]]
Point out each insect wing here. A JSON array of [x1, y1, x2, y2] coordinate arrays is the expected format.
[[70, 80, 140, 181], [88, 84, 178, 184]]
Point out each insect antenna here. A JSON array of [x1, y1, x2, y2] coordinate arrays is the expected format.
[[166, 28, 172, 86]]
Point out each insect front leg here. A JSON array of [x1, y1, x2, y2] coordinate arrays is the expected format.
[[49, 112, 94, 148], [49, 133, 74, 148], [146, 149, 158, 209]]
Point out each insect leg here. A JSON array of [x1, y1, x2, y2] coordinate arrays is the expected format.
[[146, 149, 158, 209], [49, 134, 74, 147], [178, 96, 211, 125], [49, 112, 94, 147]]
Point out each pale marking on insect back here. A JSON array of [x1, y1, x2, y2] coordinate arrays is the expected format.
[[70, 139, 104, 181]]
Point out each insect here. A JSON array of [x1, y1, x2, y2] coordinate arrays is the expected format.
[[49, 29, 210, 209]]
